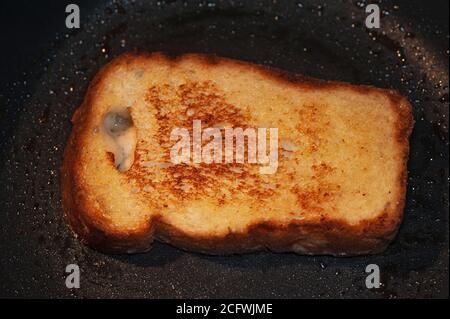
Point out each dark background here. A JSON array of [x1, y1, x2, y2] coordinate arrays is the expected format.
[[0, 0, 448, 298]]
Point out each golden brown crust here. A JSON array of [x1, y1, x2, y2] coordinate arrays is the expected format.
[[61, 52, 414, 256], [61, 56, 157, 253]]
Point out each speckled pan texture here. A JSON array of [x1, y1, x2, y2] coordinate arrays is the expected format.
[[0, 0, 448, 298]]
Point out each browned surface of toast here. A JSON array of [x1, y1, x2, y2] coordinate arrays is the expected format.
[[61, 53, 414, 255]]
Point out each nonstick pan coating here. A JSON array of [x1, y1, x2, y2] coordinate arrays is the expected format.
[[0, 0, 448, 298]]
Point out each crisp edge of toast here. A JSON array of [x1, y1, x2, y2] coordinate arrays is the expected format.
[[61, 52, 414, 256]]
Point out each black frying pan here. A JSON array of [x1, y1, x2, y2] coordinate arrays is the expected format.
[[0, 0, 448, 298]]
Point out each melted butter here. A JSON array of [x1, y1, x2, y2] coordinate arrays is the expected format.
[[101, 108, 137, 172]]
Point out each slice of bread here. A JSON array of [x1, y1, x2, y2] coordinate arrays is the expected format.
[[61, 53, 414, 255]]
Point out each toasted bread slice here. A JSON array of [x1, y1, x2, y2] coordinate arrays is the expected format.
[[61, 53, 413, 255]]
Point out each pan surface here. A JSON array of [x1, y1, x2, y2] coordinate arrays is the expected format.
[[0, 0, 448, 298]]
